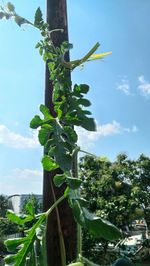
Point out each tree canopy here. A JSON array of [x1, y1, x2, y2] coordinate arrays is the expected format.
[[79, 153, 150, 264]]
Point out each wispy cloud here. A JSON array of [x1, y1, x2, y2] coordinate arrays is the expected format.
[[138, 75, 150, 96], [116, 78, 131, 95], [0, 125, 39, 149], [0, 168, 42, 195], [76, 121, 138, 150]]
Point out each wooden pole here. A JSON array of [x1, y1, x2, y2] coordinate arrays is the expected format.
[[43, 1, 77, 265]]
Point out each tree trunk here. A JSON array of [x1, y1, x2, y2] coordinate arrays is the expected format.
[[43, 1, 77, 265]]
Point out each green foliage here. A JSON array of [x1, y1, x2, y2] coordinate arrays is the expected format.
[[34, 7, 43, 28], [69, 195, 121, 241], [21, 194, 42, 218], [79, 154, 150, 264], [0, 195, 9, 217], [5, 213, 46, 266], [0, 217, 19, 237], [1, 2, 118, 266]]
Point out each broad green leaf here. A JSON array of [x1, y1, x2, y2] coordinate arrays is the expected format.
[[54, 147, 72, 171], [5, 214, 46, 266], [5, 238, 26, 252], [79, 84, 90, 94], [80, 117, 96, 131], [34, 7, 43, 28], [70, 200, 122, 241], [38, 124, 52, 145], [66, 177, 82, 189], [7, 210, 33, 225], [53, 174, 66, 187], [40, 104, 53, 120], [42, 155, 59, 171], [78, 98, 91, 107], [73, 84, 89, 95], [5, 254, 16, 264], [83, 208, 122, 240], [30, 115, 43, 129], [64, 126, 78, 143], [44, 120, 73, 171], [82, 110, 92, 115]]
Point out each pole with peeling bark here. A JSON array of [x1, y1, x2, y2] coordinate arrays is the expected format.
[[43, 1, 77, 265]]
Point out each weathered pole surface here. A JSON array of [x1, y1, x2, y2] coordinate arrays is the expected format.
[[43, 1, 77, 265]]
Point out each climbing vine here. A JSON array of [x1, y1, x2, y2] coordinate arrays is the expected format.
[[0, 2, 121, 266]]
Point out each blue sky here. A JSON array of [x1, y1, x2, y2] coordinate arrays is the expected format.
[[0, 0, 150, 195]]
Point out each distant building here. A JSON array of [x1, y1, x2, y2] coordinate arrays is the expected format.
[[8, 194, 42, 214]]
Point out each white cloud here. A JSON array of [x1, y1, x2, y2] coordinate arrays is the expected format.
[[0, 168, 43, 195], [76, 121, 138, 150], [117, 79, 130, 95], [138, 75, 150, 96], [0, 125, 39, 149]]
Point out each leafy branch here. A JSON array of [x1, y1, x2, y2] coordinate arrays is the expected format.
[[0, 2, 121, 266]]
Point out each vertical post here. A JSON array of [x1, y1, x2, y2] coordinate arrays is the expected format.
[[43, 1, 77, 265]]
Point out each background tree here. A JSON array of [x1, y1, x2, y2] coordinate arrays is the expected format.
[[0, 195, 9, 217], [22, 194, 42, 215], [0, 195, 19, 256], [79, 153, 150, 264]]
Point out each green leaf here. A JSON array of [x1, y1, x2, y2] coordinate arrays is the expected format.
[[7, 2, 15, 12], [14, 16, 28, 27], [7, 210, 33, 225], [78, 98, 91, 107], [25, 201, 34, 217], [64, 126, 78, 143], [5, 254, 16, 264], [5, 238, 26, 252], [43, 120, 73, 171], [80, 117, 96, 131], [40, 104, 53, 120], [73, 84, 89, 96], [53, 174, 66, 187], [70, 200, 122, 241], [79, 84, 90, 94], [34, 7, 43, 28], [5, 214, 46, 266], [67, 177, 82, 189], [42, 155, 59, 171], [38, 124, 52, 145], [83, 208, 122, 240], [30, 115, 43, 129]]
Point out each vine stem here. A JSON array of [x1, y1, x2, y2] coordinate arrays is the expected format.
[[79, 149, 97, 158], [77, 223, 82, 258], [50, 179, 67, 266], [72, 151, 82, 259], [46, 194, 66, 216]]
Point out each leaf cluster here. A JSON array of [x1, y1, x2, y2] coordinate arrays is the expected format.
[[1, 3, 119, 266]]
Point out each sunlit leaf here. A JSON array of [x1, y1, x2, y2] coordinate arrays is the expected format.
[[88, 51, 112, 61], [53, 174, 66, 187], [42, 155, 59, 171]]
